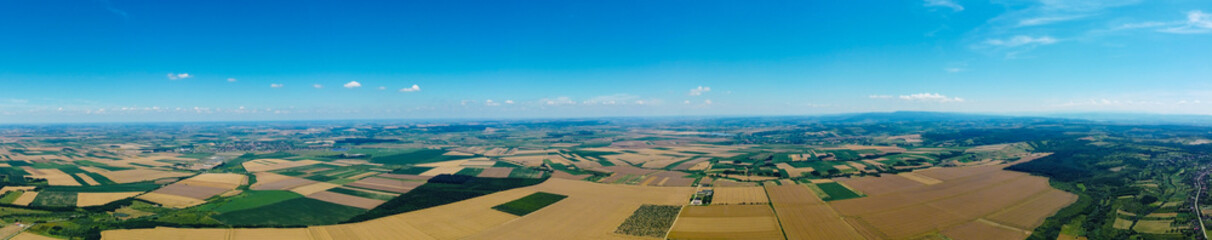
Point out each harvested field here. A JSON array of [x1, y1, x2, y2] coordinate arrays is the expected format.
[[819, 144, 907, 153], [306, 191, 386, 209], [829, 161, 1070, 239], [777, 163, 814, 178], [668, 205, 783, 240], [766, 184, 864, 239], [154, 183, 226, 200], [460, 160, 497, 167], [250, 173, 316, 191], [24, 168, 81, 186], [711, 187, 768, 205], [941, 219, 1029, 240], [710, 178, 758, 187], [648, 171, 695, 187], [688, 161, 711, 171], [85, 168, 191, 184], [834, 175, 921, 197], [179, 173, 246, 189], [77, 192, 142, 206], [347, 177, 425, 194], [476, 167, 513, 178], [241, 159, 322, 172], [671, 157, 711, 170], [138, 192, 205, 208], [12, 192, 37, 206], [290, 182, 341, 196], [500, 154, 572, 167], [418, 166, 464, 176], [898, 172, 943, 185], [1132, 219, 1177, 234]]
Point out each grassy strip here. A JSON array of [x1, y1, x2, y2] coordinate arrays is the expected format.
[[491, 192, 567, 216]]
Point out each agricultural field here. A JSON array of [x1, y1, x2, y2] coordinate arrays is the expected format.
[[0, 115, 1194, 239], [668, 205, 784, 240]]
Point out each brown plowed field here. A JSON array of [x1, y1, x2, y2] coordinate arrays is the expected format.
[[668, 205, 783, 240], [987, 189, 1079, 230], [941, 219, 1029, 240], [476, 167, 513, 178], [306, 191, 386, 209], [766, 185, 864, 239], [711, 187, 768, 205], [830, 160, 1073, 240]]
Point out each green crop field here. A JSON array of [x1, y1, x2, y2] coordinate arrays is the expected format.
[[0, 191, 23, 204], [454, 168, 484, 176], [817, 182, 862, 201], [208, 190, 303, 213], [491, 192, 567, 216], [31, 191, 77, 207], [214, 198, 366, 226]]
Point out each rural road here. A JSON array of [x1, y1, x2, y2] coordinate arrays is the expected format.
[[1194, 168, 1209, 240]]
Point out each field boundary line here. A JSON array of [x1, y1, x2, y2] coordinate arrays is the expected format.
[[762, 184, 789, 240], [663, 204, 686, 240]]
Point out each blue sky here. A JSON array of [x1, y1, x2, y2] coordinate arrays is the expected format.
[[1, 0, 1210, 123]]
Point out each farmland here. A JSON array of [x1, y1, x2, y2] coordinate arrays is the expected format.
[[0, 114, 1201, 239]]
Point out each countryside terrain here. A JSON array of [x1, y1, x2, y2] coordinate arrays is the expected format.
[[0, 112, 1207, 239]]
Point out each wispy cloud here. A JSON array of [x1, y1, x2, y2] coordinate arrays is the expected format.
[[398, 84, 421, 92], [944, 67, 966, 73], [377, 86, 386, 90], [270, 83, 284, 88], [166, 73, 191, 80], [484, 99, 500, 106], [583, 94, 640, 105], [874, 93, 965, 103], [924, 0, 963, 12], [901, 93, 964, 102], [343, 81, 362, 89], [313, 84, 323, 89], [688, 86, 711, 96], [984, 35, 1058, 47], [226, 78, 237, 82], [1017, 15, 1088, 27], [1160, 10, 1212, 34], [541, 96, 575, 106]]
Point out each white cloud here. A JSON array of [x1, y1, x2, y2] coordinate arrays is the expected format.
[[984, 35, 1058, 47], [505, 100, 515, 104], [1017, 15, 1087, 27], [270, 83, 284, 88], [542, 97, 576, 106], [583, 94, 640, 105], [166, 73, 192, 80], [313, 84, 323, 89], [343, 81, 362, 88], [226, 78, 237, 82], [923, 0, 963, 12], [704, 99, 713, 104], [485, 99, 500, 106], [1160, 10, 1212, 34], [683, 100, 692, 104], [688, 86, 711, 96], [378, 86, 386, 90], [399, 84, 421, 92], [897, 93, 965, 103]]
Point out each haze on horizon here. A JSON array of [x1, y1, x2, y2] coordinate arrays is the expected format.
[[1, 0, 1211, 123]]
